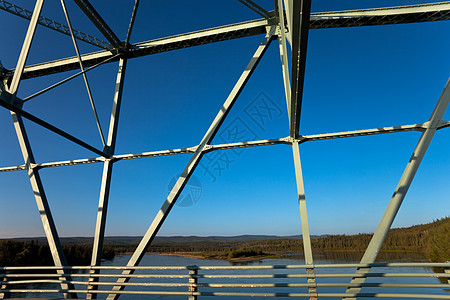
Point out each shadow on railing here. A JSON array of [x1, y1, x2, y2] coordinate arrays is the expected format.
[[0, 262, 449, 299]]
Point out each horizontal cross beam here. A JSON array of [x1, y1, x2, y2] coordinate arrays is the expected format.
[[3, 121, 449, 173], [3, 2, 450, 80]]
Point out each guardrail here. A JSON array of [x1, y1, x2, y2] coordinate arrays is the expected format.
[[1, 262, 449, 299]]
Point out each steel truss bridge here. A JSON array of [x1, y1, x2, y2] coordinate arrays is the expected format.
[[0, 0, 449, 299]]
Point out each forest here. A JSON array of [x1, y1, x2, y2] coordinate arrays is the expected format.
[[111, 217, 449, 262], [0, 241, 115, 266], [0, 217, 448, 266]]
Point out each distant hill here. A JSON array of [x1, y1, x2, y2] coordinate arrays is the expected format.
[[2, 218, 448, 268], [12, 234, 327, 245], [8, 217, 448, 262]]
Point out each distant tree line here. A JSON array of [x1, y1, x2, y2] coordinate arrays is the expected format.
[[228, 248, 265, 259], [122, 217, 449, 262], [0, 240, 115, 266], [1, 217, 447, 265]]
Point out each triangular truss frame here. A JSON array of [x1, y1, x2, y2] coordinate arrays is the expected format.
[[1, 1, 450, 299]]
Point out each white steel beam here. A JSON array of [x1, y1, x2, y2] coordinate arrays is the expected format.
[[0, 0, 110, 49], [88, 58, 127, 299], [289, 0, 311, 138], [0, 96, 107, 158], [278, 3, 315, 293], [22, 54, 119, 103], [302, 123, 430, 142], [308, 1, 450, 29], [344, 77, 450, 299], [5, 0, 76, 297], [106, 27, 276, 300], [10, 114, 78, 300], [283, 0, 293, 42], [292, 141, 316, 299], [6, 0, 43, 97], [312, 1, 450, 23], [60, 0, 106, 147], [125, 0, 140, 45], [6, 2, 450, 80], [207, 138, 289, 152], [0, 157, 105, 173], [277, 0, 291, 123], [3, 122, 449, 173], [237, 0, 270, 19], [9, 18, 271, 80], [73, 0, 121, 49]]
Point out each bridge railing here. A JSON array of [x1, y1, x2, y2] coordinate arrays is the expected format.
[[0, 262, 449, 299]]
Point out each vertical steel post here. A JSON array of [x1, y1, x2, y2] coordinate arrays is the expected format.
[[445, 265, 450, 284], [344, 77, 450, 299], [106, 28, 275, 300], [283, 0, 293, 44], [0, 60, 5, 95], [87, 58, 127, 299], [289, 0, 311, 138], [6, 0, 76, 298], [277, 0, 291, 122], [0, 273, 10, 299], [292, 141, 316, 299], [277, 2, 315, 296], [188, 266, 198, 300]]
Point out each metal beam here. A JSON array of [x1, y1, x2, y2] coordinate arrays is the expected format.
[[207, 138, 289, 152], [88, 58, 127, 299], [106, 27, 275, 300], [237, 0, 270, 19], [302, 122, 431, 142], [277, 0, 291, 123], [0, 0, 110, 49], [5, 1, 76, 297], [0, 157, 105, 173], [8, 17, 271, 80], [60, 0, 106, 147], [310, 1, 450, 29], [292, 141, 316, 299], [0, 95, 107, 158], [0, 60, 5, 91], [279, 2, 315, 292], [125, 0, 140, 45], [6, 48, 114, 81], [10, 113, 77, 299], [6, 0, 43, 97], [3, 121, 449, 173], [22, 54, 119, 103], [7, 2, 450, 80], [344, 77, 450, 299], [289, 0, 311, 138], [283, 0, 293, 42], [73, 0, 121, 49]]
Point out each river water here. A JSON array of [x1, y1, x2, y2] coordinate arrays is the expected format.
[[97, 252, 448, 300], [13, 252, 450, 299]]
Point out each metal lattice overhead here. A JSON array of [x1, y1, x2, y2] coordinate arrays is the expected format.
[[1, 1, 450, 299]]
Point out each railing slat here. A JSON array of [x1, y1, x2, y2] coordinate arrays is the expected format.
[[1, 263, 449, 299]]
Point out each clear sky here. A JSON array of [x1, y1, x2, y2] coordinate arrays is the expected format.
[[0, 0, 449, 239]]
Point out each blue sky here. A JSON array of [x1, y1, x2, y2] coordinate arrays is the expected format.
[[0, 0, 449, 239]]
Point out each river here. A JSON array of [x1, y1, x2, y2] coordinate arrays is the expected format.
[[97, 252, 448, 300], [12, 252, 450, 299]]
